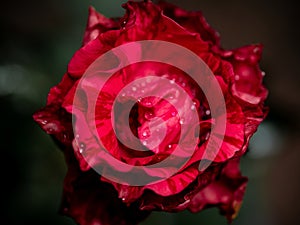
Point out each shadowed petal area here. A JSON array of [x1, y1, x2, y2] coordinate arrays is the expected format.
[[188, 158, 248, 222], [60, 147, 151, 225]]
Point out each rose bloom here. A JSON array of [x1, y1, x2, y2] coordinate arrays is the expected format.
[[33, 1, 268, 225]]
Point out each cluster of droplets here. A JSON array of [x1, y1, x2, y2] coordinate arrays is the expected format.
[[73, 134, 86, 154]]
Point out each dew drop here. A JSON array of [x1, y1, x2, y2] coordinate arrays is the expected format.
[[205, 133, 210, 140], [191, 105, 196, 110], [144, 111, 154, 120], [145, 101, 152, 107], [156, 155, 162, 161], [253, 47, 260, 53], [171, 111, 176, 117], [234, 75, 240, 81], [142, 141, 147, 146], [179, 119, 184, 125], [168, 144, 172, 149], [79, 143, 85, 153], [121, 20, 127, 29], [132, 86, 137, 92], [41, 120, 47, 125], [261, 71, 266, 76], [142, 131, 148, 137], [170, 79, 175, 84], [205, 110, 211, 115], [122, 197, 126, 201], [47, 127, 54, 133]]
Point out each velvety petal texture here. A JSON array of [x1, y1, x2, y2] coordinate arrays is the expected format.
[[33, 1, 268, 225]]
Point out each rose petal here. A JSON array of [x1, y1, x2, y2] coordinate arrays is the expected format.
[[188, 157, 248, 222], [83, 6, 119, 46], [158, 1, 220, 46], [60, 147, 151, 225]]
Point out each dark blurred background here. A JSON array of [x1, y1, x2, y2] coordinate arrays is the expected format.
[[1, 0, 299, 225]]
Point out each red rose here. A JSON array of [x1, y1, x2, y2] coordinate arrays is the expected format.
[[33, 1, 268, 225]]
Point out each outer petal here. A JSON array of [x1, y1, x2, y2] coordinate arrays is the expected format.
[[222, 44, 268, 105], [158, 1, 220, 46], [68, 30, 120, 78], [117, 1, 209, 53], [83, 6, 120, 46], [137, 163, 220, 212], [33, 73, 75, 146], [188, 157, 248, 222], [60, 147, 151, 225]]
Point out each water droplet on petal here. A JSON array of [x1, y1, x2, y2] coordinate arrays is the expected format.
[[122, 197, 126, 201], [145, 112, 154, 120], [170, 79, 175, 84], [191, 105, 196, 110], [132, 86, 137, 92], [41, 120, 47, 125], [234, 75, 240, 81], [179, 119, 184, 124], [142, 141, 147, 146], [261, 71, 266, 76], [168, 144, 172, 149], [253, 47, 260, 53], [142, 131, 148, 137], [79, 143, 85, 153], [145, 101, 152, 107], [171, 111, 176, 117], [47, 127, 54, 133], [205, 133, 210, 140], [205, 110, 211, 115]]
